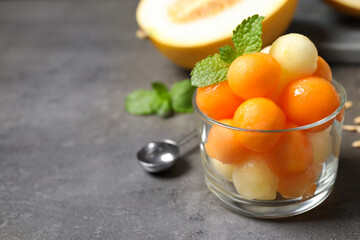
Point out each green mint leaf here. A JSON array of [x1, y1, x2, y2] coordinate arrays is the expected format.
[[190, 53, 229, 87], [156, 100, 172, 117], [151, 82, 172, 117], [232, 15, 264, 56], [152, 82, 169, 98], [126, 82, 172, 117], [219, 45, 237, 63], [170, 79, 196, 113], [125, 90, 162, 115]]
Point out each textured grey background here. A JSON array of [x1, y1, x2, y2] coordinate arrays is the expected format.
[[0, 0, 359, 239]]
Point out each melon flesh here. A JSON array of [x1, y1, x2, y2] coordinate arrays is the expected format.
[[138, 0, 289, 47], [136, 0, 298, 68]]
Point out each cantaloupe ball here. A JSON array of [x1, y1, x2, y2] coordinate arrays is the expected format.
[[205, 119, 249, 164], [233, 97, 286, 152], [307, 127, 333, 163], [227, 53, 281, 100], [232, 154, 278, 200], [277, 162, 322, 199], [211, 158, 233, 181], [270, 33, 318, 80], [264, 122, 313, 176], [267, 75, 294, 103], [260, 45, 271, 54]]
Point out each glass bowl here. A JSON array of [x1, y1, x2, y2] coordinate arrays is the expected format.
[[192, 79, 346, 218]]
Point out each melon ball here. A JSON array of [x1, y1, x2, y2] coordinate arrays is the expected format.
[[211, 158, 233, 181], [270, 33, 318, 80], [307, 127, 333, 163], [232, 154, 278, 200], [260, 45, 271, 54]]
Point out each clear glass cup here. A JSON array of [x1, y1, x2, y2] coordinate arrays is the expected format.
[[192, 79, 346, 218]]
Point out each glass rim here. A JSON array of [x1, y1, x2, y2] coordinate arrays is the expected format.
[[192, 79, 347, 133]]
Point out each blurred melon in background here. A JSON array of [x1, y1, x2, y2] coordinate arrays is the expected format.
[[136, 0, 298, 69], [322, 0, 360, 18]]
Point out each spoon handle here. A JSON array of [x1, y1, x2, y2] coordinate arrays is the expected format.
[[177, 130, 198, 147]]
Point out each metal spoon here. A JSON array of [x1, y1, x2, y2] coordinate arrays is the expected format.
[[137, 130, 197, 173]]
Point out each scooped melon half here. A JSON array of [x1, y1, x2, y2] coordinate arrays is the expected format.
[[136, 0, 298, 69], [323, 0, 360, 18]]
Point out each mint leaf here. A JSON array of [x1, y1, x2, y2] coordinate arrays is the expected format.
[[125, 90, 162, 115], [170, 79, 196, 113], [232, 15, 264, 56], [156, 100, 172, 117], [151, 82, 172, 116], [126, 81, 172, 117], [219, 45, 237, 63], [190, 54, 229, 87], [191, 15, 264, 87], [152, 82, 168, 98], [126, 80, 195, 117]]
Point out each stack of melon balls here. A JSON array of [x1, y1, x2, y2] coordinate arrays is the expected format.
[[196, 33, 342, 201]]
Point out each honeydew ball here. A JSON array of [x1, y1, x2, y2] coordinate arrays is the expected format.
[[307, 127, 333, 163], [211, 158, 233, 181], [232, 154, 278, 200], [260, 45, 271, 54], [270, 33, 318, 80]]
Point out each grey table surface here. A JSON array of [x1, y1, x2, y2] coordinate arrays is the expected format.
[[0, 0, 359, 239]]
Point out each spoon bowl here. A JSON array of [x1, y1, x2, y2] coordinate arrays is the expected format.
[[137, 139, 180, 173]]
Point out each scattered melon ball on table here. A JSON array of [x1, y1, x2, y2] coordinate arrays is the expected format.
[[280, 76, 340, 132], [313, 56, 332, 82], [211, 158, 234, 181], [205, 119, 249, 165], [196, 81, 244, 120], [307, 127, 333, 163], [277, 162, 322, 199], [232, 97, 286, 152], [264, 122, 313, 176], [270, 33, 318, 80], [232, 153, 278, 200], [227, 52, 281, 99]]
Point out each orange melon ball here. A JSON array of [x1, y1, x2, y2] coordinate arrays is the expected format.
[[227, 52, 281, 99], [280, 77, 340, 130], [335, 107, 345, 123], [233, 97, 286, 152], [313, 56, 332, 82], [277, 162, 322, 199], [205, 119, 249, 165], [196, 81, 243, 120], [267, 75, 294, 103], [264, 122, 313, 176]]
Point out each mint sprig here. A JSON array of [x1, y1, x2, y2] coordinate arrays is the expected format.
[[170, 78, 197, 113], [191, 15, 264, 87], [232, 15, 264, 56], [190, 54, 230, 87], [125, 79, 196, 117], [219, 45, 237, 63]]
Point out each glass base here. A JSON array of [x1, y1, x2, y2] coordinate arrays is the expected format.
[[205, 173, 334, 219]]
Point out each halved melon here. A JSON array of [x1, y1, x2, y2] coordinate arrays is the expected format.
[[136, 0, 298, 69], [323, 0, 360, 18]]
